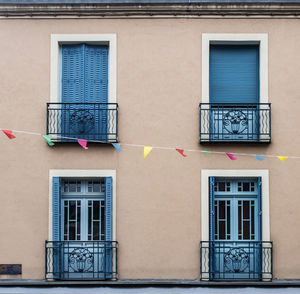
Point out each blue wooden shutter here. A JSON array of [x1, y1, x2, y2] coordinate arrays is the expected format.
[[105, 177, 113, 278], [209, 177, 215, 242], [61, 44, 85, 103], [84, 45, 108, 103], [209, 45, 259, 104], [258, 177, 262, 241], [52, 177, 61, 241], [105, 177, 113, 241], [52, 177, 61, 279], [85, 45, 109, 140]]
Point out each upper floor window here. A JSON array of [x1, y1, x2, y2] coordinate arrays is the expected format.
[[47, 35, 118, 143], [200, 34, 271, 143]]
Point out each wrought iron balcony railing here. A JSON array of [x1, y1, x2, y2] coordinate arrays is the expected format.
[[199, 103, 271, 143], [200, 241, 273, 281], [47, 103, 118, 143], [45, 241, 118, 280]]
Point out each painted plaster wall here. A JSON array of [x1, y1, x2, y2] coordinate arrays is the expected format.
[[0, 18, 299, 279]]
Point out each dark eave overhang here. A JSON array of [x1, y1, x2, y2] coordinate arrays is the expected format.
[[0, 3, 300, 18]]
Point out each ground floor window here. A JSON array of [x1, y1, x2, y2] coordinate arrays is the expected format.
[[200, 170, 272, 281], [46, 172, 117, 280]]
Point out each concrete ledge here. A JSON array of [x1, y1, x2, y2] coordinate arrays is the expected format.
[[0, 279, 300, 287]]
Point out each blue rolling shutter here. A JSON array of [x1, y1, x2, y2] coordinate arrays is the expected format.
[[209, 45, 259, 104], [105, 177, 113, 278], [52, 177, 61, 279]]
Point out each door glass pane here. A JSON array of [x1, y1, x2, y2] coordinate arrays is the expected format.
[[88, 200, 105, 241], [64, 200, 81, 241]]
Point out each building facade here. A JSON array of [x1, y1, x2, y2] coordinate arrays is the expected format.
[[0, 0, 299, 282]]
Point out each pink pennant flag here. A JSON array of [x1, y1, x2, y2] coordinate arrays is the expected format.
[[78, 139, 88, 150], [226, 152, 237, 160], [176, 149, 187, 157], [2, 129, 16, 139]]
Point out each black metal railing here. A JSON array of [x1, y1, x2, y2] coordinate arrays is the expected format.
[[199, 103, 271, 143], [45, 241, 118, 280], [46, 103, 118, 142], [200, 241, 273, 281]]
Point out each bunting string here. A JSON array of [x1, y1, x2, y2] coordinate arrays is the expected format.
[[0, 127, 299, 161]]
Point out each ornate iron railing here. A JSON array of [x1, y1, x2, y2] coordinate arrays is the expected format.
[[46, 103, 118, 142], [200, 241, 273, 281], [199, 103, 271, 143], [45, 241, 118, 280]]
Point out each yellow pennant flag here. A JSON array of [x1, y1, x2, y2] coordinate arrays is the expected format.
[[144, 146, 153, 159], [278, 156, 288, 162]]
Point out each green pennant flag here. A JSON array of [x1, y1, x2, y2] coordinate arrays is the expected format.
[[42, 134, 54, 146]]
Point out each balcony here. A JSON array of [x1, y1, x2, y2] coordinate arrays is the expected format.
[[45, 241, 118, 280], [199, 103, 271, 143], [200, 241, 273, 281], [47, 103, 118, 143]]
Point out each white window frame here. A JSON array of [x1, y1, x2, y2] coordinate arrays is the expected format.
[[201, 169, 270, 280], [50, 34, 117, 103], [49, 169, 117, 241], [201, 33, 268, 103]]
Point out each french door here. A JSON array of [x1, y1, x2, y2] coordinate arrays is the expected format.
[[61, 180, 107, 279], [210, 178, 262, 280]]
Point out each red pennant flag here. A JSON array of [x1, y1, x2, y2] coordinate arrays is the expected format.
[[176, 149, 187, 157], [226, 152, 237, 160], [78, 139, 88, 150], [2, 129, 16, 139]]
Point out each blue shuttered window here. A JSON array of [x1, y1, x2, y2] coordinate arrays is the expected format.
[[209, 177, 215, 242], [209, 45, 259, 104], [61, 44, 108, 104], [61, 44, 109, 140]]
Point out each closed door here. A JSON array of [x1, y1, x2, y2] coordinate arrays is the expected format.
[[61, 180, 107, 279], [61, 44, 109, 140], [210, 179, 262, 280]]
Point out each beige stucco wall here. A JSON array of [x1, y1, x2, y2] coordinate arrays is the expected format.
[[0, 17, 299, 280]]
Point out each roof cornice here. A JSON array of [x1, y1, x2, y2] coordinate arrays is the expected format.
[[0, 3, 300, 18]]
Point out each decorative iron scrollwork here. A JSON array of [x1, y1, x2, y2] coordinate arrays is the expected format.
[[70, 110, 94, 134], [223, 110, 248, 134], [68, 248, 94, 273], [224, 248, 249, 273]]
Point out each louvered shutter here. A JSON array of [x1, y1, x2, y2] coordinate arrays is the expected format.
[[209, 45, 259, 104], [105, 177, 113, 278], [209, 177, 215, 242], [52, 177, 61, 279], [61, 45, 85, 138], [84, 45, 109, 140], [258, 177, 262, 241]]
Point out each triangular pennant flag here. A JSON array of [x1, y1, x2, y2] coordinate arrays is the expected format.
[[78, 139, 88, 150], [42, 134, 54, 146], [144, 146, 153, 158], [201, 151, 211, 154], [112, 143, 123, 152], [254, 154, 265, 161], [226, 153, 237, 160], [2, 129, 16, 139], [176, 149, 187, 157], [278, 156, 288, 162]]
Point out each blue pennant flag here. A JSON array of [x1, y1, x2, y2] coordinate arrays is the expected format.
[[112, 143, 123, 152], [254, 154, 265, 161]]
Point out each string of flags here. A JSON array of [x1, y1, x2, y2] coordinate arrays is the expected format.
[[0, 128, 295, 163]]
